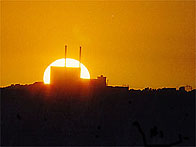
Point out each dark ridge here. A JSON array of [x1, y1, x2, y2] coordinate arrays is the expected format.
[[1, 83, 195, 146]]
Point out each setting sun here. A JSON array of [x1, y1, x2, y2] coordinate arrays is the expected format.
[[43, 58, 90, 84]]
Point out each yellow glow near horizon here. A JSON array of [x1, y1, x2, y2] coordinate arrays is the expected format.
[[1, 2, 195, 89], [43, 58, 90, 84]]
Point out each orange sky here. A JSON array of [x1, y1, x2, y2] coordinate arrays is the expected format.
[[1, 1, 195, 89]]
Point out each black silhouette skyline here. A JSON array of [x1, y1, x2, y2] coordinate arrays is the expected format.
[[1, 82, 195, 146], [1, 1, 195, 146]]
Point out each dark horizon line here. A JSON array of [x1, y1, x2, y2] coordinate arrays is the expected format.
[[0, 81, 194, 91]]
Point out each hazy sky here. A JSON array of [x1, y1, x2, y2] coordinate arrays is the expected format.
[[1, 1, 195, 89]]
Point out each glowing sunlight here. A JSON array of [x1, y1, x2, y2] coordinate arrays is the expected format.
[[43, 58, 90, 84]]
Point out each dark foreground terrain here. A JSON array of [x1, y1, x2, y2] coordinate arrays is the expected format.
[[1, 83, 195, 146]]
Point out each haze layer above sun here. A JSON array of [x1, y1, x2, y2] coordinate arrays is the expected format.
[[43, 58, 90, 84]]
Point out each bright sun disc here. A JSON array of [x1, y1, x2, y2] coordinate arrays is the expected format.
[[43, 58, 90, 84]]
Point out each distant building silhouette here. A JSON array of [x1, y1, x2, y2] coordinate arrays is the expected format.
[[50, 46, 117, 93], [179, 86, 185, 92], [51, 66, 81, 87]]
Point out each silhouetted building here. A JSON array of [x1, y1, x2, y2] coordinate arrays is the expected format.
[[90, 75, 106, 87], [50, 66, 81, 87], [50, 46, 83, 89], [50, 45, 128, 93], [179, 86, 185, 92]]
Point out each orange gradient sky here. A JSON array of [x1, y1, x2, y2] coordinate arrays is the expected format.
[[1, 1, 195, 89]]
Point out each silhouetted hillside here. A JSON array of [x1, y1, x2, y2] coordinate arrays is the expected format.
[[1, 83, 195, 146]]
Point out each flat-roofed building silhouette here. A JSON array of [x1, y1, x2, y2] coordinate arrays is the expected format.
[[90, 75, 106, 87], [50, 45, 128, 93], [50, 66, 80, 87], [50, 46, 83, 90]]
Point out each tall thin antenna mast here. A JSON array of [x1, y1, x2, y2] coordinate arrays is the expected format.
[[65, 45, 67, 67], [79, 46, 82, 73]]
